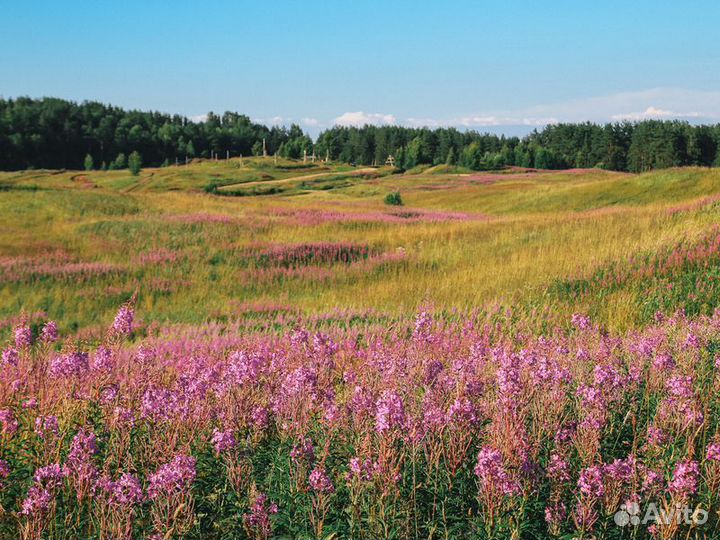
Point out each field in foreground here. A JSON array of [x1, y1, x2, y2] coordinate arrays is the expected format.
[[1, 307, 720, 539], [2, 160, 720, 539]]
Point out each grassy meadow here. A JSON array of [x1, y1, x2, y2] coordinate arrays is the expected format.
[[4, 160, 720, 539], [1, 159, 720, 334]]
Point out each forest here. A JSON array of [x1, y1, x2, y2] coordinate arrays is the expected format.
[[2, 97, 720, 172]]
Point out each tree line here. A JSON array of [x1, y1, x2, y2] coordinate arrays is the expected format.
[[2, 97, 720, 172]]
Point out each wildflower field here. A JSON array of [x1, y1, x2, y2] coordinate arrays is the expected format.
[[2, 159, 720, 539]]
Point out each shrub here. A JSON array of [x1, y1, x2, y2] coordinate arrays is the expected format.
[[128, 151, 142, 176], [384, 191, 403, 206]]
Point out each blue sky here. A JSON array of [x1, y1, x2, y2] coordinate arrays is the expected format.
[[2, 0, 719, 135]]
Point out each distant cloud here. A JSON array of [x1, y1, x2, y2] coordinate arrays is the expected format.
[[406, 117, 441, 128], [334, 111, 396, 127], [251, 116, 285, 126], [611, 106, 702, 121], [189, 114, 208, 123], [301, 117, 319, 126], [391, 88, 720, 132]]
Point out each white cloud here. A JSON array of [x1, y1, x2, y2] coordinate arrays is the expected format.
[[301, 117, 319, 126], [406, 117, 442, 128], [611, 106, 702, 121], [189, 114, 208, 123], [251, 116, 285, 126], [396, 88, 720, 131], [334, 111, 397, 127]]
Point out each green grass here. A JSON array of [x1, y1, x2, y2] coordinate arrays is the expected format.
[[2, 159, 720, 335]]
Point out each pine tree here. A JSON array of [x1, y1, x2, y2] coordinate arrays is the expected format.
[[84, 154, 94, 171]]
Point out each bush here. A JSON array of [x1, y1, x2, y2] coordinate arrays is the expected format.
[[384, 191, 403, 206], [128, 151, 142, 176]]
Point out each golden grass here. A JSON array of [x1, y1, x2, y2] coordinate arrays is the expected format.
[[1, 161, 719, 332]]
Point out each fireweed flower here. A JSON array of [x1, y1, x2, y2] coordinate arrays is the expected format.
[[1, 347, 19, 368], [706, 443, 720, 461], [413, 309, 437, 343], [577, 465, 605, 498], [34, 463, 67, 490], [545, 500, 567, 527], [669, 459, 699, 497], [0, 408, 18, 435], [22, 397, 38, 409], [147, 454, 196, 499], [243, 492, 278, 538], [251, 406, 269, 430], [571, 313, 592, 330], [211, 428, 236, 454], [474, 447, 518, 496], [50, 351, 89, 377], [309, 466, 335, 493], [666, 375, 694, 399], [95, 473, 144, 506], [40, 321, 58, 343], [20, 486, 53, 517], [35, 415, 59, 439], [290, 437, 315, 464], [91, 346, 114, 372], [375, 390, 406, 433], [642, 469, 664, 493], [14, 322, 33, 348], [546, 454, 571, 483], [112, 304, 134, 336], [652, 353, 675, 371]]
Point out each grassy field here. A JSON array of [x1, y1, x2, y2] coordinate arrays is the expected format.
[[4, 159, 720, 540], [2, 158, 720, 335]]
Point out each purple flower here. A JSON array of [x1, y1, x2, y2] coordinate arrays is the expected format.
[[251, 406, 269, 430], [448, 397, 478, 426], [474, 447, 518, 496], [35, 415, 59, 439], [211, 428, 236, 454], [578, 465, 605, 498], [604, 456, 635, 483], [0, 408, 18, 435], [147, 454, 196, 499], [243, 492, 278, 537], [666, 375, 694, 399], [22, 397, 38, 409], [375, 390, 406, 433], [652, 353, 675, 371], [642, 469, 664, 493], [112, 304, 134, 336], [669, 460, 699, 497], [50, 351, 89, 377], [309, 466, 335, 493], [41, 321, 58, 343], [20, 486, 53, 516], [91, 346, 114, 372], [34, 463, 67, 490], [290, 437, 315, 464], [95, 473, 144, 506], [1, 347, 19, 368], [545, 500, 567, 526], [14, 323, 33, 348], [347, 457, 372, 481], [547, 454, 571, 483], [706, 443, 720, 461], [571, 313, 592, 330]]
